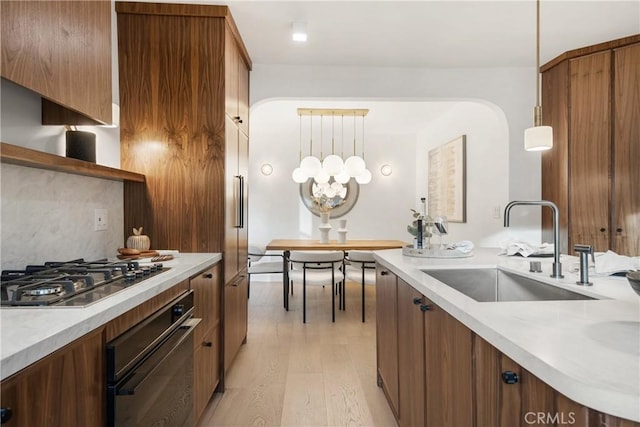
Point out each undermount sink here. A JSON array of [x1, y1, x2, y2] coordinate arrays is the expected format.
[[423, 268, 596, 302]]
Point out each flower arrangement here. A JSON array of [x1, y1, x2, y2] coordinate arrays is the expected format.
[[407, 208, 433, 239], [311, 181, 347, 213]]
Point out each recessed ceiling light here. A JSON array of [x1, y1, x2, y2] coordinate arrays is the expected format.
[[292, 22, 307, 42]]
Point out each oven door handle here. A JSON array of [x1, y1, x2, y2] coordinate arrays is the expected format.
[[115, 318, 201, 396]]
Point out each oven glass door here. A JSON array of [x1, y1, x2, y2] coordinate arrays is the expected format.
[[108, 318, 200, 427]]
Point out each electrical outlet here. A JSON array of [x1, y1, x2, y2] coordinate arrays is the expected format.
[[94, 209, 108, 231], [493, 205, 501, 219]]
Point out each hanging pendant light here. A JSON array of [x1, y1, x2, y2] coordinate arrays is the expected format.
[[299, 113, 322, 178], [524, 0, 553, 151], [322, 114, 344, 175], [292, 115, 309, 183], [294, 108, 369, 185]]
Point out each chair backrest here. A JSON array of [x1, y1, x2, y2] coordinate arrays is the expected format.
[[346, 250, 376, 270], [289, 250, 344, 269], [248, 245, 265, 263]]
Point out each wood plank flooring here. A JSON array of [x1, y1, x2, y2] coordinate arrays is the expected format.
[[197, 279, 397, 427]]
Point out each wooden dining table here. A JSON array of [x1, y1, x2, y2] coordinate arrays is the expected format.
[[265, 239, 407, 310]]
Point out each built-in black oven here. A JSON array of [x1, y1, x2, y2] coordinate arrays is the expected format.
[[106, 290, 200, 427]]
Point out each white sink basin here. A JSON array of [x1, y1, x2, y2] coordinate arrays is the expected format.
[[423, 268, 596, 302]]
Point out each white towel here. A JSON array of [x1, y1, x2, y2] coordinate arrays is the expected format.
[[594, 250, 640, 275], [499, 241, 554, 257], [446, 240, 474, 254]]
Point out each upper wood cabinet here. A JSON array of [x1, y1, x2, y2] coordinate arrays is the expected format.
[[1, 1, 112, 125], [225, 27, 250, 136], [117, 2, 252, 259], [541, 35, 640, 256]]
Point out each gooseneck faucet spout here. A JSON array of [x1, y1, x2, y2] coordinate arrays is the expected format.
[[504, 200, 564, 279]]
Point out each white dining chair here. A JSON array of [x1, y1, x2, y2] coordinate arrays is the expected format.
[[287, 250, 345, 323], [345, 250, 376, 322], [247, 245, 285, 299]]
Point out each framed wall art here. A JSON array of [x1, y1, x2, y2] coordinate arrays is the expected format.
[[428, 135, 467, 223]]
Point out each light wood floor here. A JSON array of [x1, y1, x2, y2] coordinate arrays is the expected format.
[[197, 279, 398, 427]]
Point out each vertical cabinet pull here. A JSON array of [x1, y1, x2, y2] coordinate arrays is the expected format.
[[235, 175, 245, 228]]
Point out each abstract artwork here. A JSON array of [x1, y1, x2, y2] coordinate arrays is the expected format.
[[428, 135, 467, 222]]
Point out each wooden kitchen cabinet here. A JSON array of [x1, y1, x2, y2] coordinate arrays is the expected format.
[[224, 116, 249, 284], [225, 26, 250, 137], [117, 2, 252, 384], [475, 336, 556, 427], [224, 270, 249, 372], [541, 35, 640, 256], [376, 268, 474, 427], [0, 330, 104, 427], [191, 264, 223, 420], [117, 1, 251, 258], [375, 268, 399, 417], [423, 295, 474, 427], [1, 1, 112, 124], [397, 278, 426, 427], [375, 268, 640, 427]]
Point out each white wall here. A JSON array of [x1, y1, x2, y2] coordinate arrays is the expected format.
[[416, 102, 515, 247], [249, 64, 544, 248], [0, 3, 123, 269], [248, 98, 528, 250]]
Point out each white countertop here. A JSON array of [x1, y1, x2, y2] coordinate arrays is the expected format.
[[0, 253, 221, 381], [374, 248, 640, 423]]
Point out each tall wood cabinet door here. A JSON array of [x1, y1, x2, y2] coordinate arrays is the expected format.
[[118, 9, 226, 253], [238, 131, 249, 268], [375, 267, 399, 416], [225, 28, 239, 118], [224, 271, 248, 372], [238, 56, 250, 136], [225, 116, 240, 284], [397, 279, 425, 427], [423, 297, 473, 427], [569, 51, 612, 252], [541, 60, 570, 254], [613, 43, 640, 256]]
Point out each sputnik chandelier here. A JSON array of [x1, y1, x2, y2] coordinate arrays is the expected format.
[[292, 108, 372, 186]]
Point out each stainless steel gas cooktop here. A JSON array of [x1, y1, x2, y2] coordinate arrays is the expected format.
[[1, 259, 169, 307]]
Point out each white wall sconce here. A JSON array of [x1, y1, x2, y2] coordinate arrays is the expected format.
[[292, 22, 307, 42], [380, 164, 393, 176], [261, 163, 274, 176]]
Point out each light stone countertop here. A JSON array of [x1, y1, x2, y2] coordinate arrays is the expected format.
[[0, 253, 221, 381], [374, 248, 640, 423]]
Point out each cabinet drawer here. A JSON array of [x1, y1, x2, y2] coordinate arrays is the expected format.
[[194, 325, 221, 421]]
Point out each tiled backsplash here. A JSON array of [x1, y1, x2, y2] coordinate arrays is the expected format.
[[1, 164, 124, 270]]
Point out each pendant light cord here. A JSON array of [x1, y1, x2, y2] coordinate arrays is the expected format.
[[536, 0, 541, 108]]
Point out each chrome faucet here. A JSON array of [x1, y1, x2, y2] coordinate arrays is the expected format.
[[504, 200, 564, 279]]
